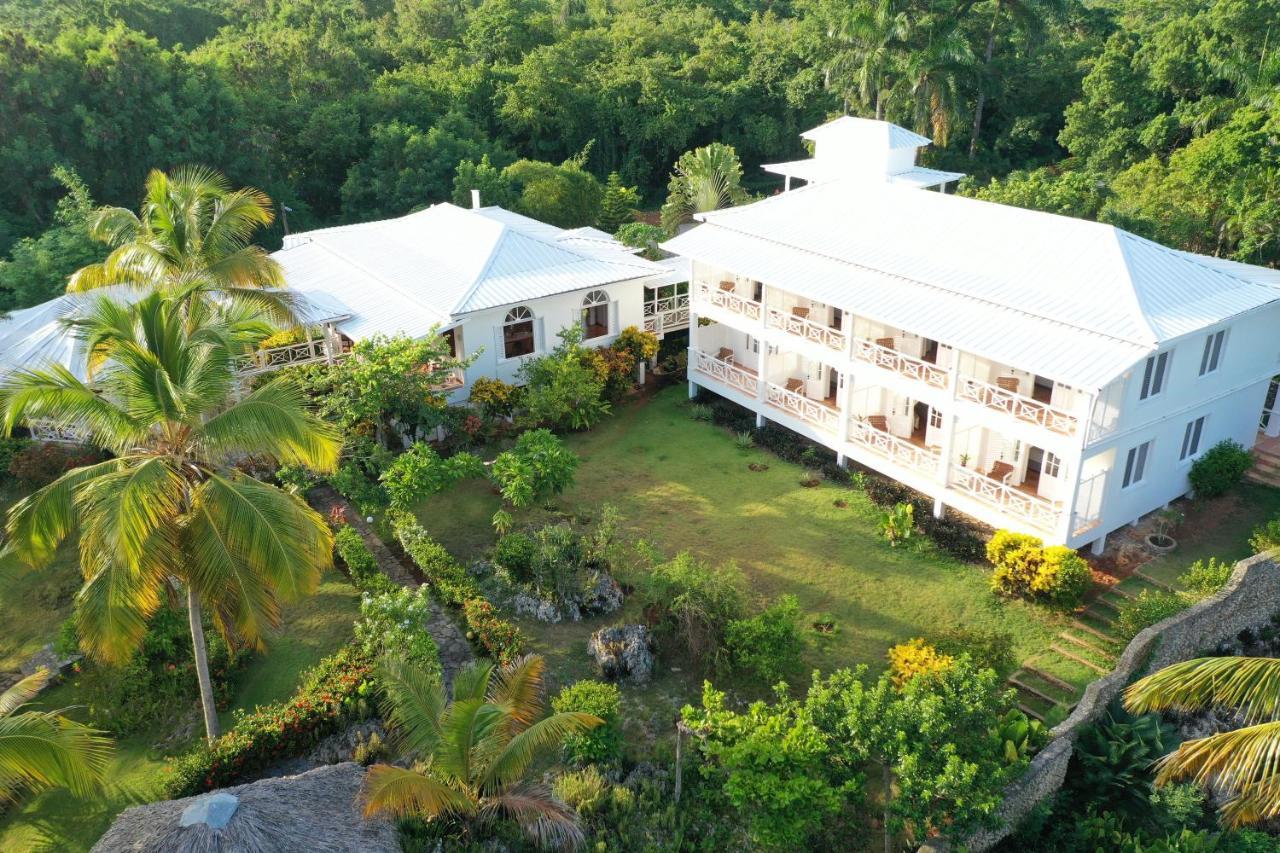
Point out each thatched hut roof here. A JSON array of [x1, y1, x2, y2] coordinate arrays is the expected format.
[[92, 762, 397, 852]]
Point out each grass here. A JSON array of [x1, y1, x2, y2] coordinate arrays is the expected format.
[[1141, 483, 1280, 589], [414, 386, 1087, 736], [0, 570, 361, 852]]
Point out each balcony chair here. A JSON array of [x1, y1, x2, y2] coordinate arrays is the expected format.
[[718, 280, 736, 292], [987, 461, 1015, 484], [785, 377, 805, 393], [716, 347, 735, 364], [876, 336, 896, 351], [791, 306, 810, 320], [867, 415, 889, 433], [995, 376, 1020, 393]]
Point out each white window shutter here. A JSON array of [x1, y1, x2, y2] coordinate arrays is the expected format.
[[493, 324, 505, 360], [609, 300, 620, 335], [535, 317, 545, 353]]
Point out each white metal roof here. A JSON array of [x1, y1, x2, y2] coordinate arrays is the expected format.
[[275, 204, 663, 335], [801, 116, 932, 150], [761, 158, 965, 189], [663, 180, 1280, 390]]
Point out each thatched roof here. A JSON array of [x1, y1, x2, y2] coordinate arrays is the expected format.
[[92, 762, 397, 852]]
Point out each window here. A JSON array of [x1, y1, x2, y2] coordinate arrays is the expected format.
[[1180, 416, 1206, 461], [1122, 440, 1152, 488], [928, 407, 942, 429], [581, 290, 610, 340], [502, 306, 535, 359], [1042, 452, 1062, 478], [1199, 330, 1226, 376], [752, 281, 764, 303], [1139, 351, 1170, 400]]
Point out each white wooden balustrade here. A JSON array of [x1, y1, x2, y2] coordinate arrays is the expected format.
[[852, 338, 948, 389], [233, 337, 343, 376], [847, 419, 941, 477], [643, 294, 690, 333], [765, 307, 847, 352], [765, 382, 840, 433], [957, 378, 1078, 435], [692, 349, 760, 396], [695, 282, 762, 321], [949, 464, 1060, 530]]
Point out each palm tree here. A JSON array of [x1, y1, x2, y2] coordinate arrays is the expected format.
[[0, 669, 111, 803], [969, 0, 1064, 157], [363, 655, 602, 849], [888, 23, 975, 147], [659, 143, 752, 235], [0, 291, 341, 742], [67, 166, 296, 327], [1125, 655, 1280, 825], [823, 0, 910, 119]]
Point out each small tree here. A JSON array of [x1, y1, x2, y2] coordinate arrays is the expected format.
[[552, 680, 622, 765], [1188, 439, 1253, 498], [504, 148, 603, 228], [878, 502, 915, 546], [381, 442, 484, 510], [615, 222, 667, 259], [641, 552, 744, 669], [490, 428, 579, 525], [597, 172, 639, 232], [517, 325, 611, 430], [660, 143, 751, 234]]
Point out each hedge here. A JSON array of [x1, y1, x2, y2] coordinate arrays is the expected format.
[[389, 510, 526, 664], [333, 524, 397, 594], [163, 646, 377, 797]]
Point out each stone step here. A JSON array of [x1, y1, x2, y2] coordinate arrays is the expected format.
[[1058, 631, 1115, 659], [1104, 584, 1135, 601], [1018, 702, 1047, 722], [1091, 595, 1122, 613], [1022, 665, 1076, 694], [1071, 619, 1122, 644], [1050, 644, 1110, 675], [1132, 570, 1174, 592], [1008, 675, 1059, 706]]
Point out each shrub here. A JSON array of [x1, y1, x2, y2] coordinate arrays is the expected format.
[[587, 346, 638, 402], [469, 376, 522, 418], [9, 442, 103, 488], [640, 552, 744, 668], [552, 680, 622, 765], [380, 441, 484, 510], [518, 326, 611, 430], [164, 647, 377, 797], [493, 531, 537, 581], [1179, 556, 1233, 598], [878, 502, 915, 546], [931, 627, 1017, 675], [1188, 439, 1252, 498], [1249, 517, 1280, 553], [614, 222, 667, 259], [354, 586, 441, 677], [688, 403, 713, 421], [334, 524, 395, 593], [887, 638, 955, 688], [987, 530, 1091, 609], [734, 430, 755, 450], [461, 597, 525, 664], [0, 436, 32, 478], [529, 522, 588, 600], [612, 326, 659, 363], [1115, 590, 1190, 639], [726, 594, 803, 683]]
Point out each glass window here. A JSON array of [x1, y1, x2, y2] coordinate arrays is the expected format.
[[581, 290, 610, 339], [1199, 330, 1226, 376], [1139, 351, 1170, 400], [1043, 452, 1062, 478], [503, 306, 535, 359], [1122, 440, 1152, 488], [1180, 416, 1206, 461]]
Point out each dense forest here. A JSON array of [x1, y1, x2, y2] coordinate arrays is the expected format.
[[0, 0, 1277, 309]]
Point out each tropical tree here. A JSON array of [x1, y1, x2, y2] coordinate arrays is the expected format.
[[968, 0, 1064, 157], [65, 166, 295, 325], [363, 654, 602, 848], [1125, 655, 1280, 826], [659, 143, 752, 234], [0, 669, 111, 803], [815, 0, 909, 118], [0, 292, 341, 742]]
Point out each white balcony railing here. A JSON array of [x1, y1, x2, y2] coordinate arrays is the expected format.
[[848, 419, 941, 477], [765, 382, 840, 433], [26, 418, 91, 445], [234, 337, 345, 376], [853, 338, 948, 389], [957, 378, 1078, 435], [695, 282, 762, 321], [644, 295, 690, 334], [949, 464, 1060, 531], [765, 307, 847, 352], [432, 365, 466, 391], [692, 349, 760, 397]]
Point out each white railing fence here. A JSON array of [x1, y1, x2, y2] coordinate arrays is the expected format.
[[765, 382, 840, 433], [644, 294, 691, 333], [848, 419, 941, 477], [234, 337, 343, 376], [695, 282, 762, 321], [26, 418, 92, 445], [957, 377, 1078, 435], [852, 338, 948, 389], [765, 307, 847, 352], [692, 349, 760, 397], [949, 464, 1060, 530]]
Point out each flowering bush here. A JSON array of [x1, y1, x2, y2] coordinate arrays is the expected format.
[[469, 375, 523, 418], [164, 647, 377, 797], [354, 586, 441, 677], [612, 325, 659, 363], [462, 597, 525, 664], [9, 442, 104, 488], [987, 530, 1091, 609], [888, 638, 955, 688], [333, 524, 396, 593]]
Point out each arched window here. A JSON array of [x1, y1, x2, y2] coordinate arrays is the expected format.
[[503, 306, 536, 359], [581, 290, 610, 340]]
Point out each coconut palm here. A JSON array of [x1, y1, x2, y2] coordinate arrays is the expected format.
[[659, 143, 752, 235], [1125, 655, 1280, 825], [822, 0, 910, 119], [363, 655, 602, 849], [0, 291, 340, 742], [0, 669, 111, 803], [67, 166, 296, 327]]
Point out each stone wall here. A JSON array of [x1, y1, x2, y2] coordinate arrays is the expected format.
[[930, 552, 1280, 852]]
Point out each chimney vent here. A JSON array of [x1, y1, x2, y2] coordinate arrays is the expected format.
[[470, 189, 481, 209]]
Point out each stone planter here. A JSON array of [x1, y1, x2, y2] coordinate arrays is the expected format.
[[1145, 533, 1177, 555]]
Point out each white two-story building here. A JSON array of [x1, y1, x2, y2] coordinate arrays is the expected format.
[[665, 117, 1280, 551]]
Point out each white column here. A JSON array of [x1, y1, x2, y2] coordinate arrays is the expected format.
[[688, 310, 699, 399], [1090, 534, 1107, 556], [756, 338, 768, 428], [1055, 458, 1083, 546]]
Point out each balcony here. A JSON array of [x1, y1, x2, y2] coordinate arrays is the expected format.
[[234, 337, 349, 376], [696, 280, 762, 321], [643, 293, 690, 334], [853, 337, 948, 389], [691, 348, 761, 398], [765, 381, 840, 434], [765, 306, 846, 353], [949, 464, 1060, 531], [848, 417, 941, 478], [957, 377, 1078, 436]]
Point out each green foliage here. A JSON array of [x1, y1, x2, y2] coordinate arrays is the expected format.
[[517, 326, 612, 430], [1250, 517, 1280, 554], [492, 531, 537, 582], [1179, 557, 1234, 598], [354, 586, 442, 677], [0, 165, 101, 308], [726, 594, 803, 683], [597, 171, 639, 232], [467, 376, 522, 419], [965, 167, 1108, 220], [164, 647, 377, 797], [381, 442, 484, 510], [490, 428, 579, 509], [1068, 710, 1180, 822], [640, 552, 744, 668], [887, 638, 954, 688], [877, 502, 915, 547], [1115, 590, 1191, 639], [989, 708, 1047, 765], [987, 529, 1091, 609], [452, 154, 519, 210], [0, 436, 33, 480], [930, 626, 1018, 675], [1188, 440, 1253, 499], [504, 150, 603, 228], [660, 142, 751, 233], [612, 326, 660, 363], [552, 680, 622, 765], [333, 524, 394, 594], [7, 442, 103, 489], [614, 222, 668, 259]]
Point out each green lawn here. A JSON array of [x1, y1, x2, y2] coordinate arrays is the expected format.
[[1141, 483, 1280, 588], [414, 386, 1087, 736], [0, 570, 361, 852]]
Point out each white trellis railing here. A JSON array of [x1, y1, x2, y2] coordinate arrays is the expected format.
[[692, 349, 760, 397], [26, 419, 92, 445], [233, 337, 345, 376], [852, 338, 948, 389], [949, 465, 1060, 531], [765, 382, 840, 433], [695, 282, 762, 321], [848, 419, 941, 477], [765, 307, 847, 352], [643, 294, 690, 334], [957, 378, 1078, 435]]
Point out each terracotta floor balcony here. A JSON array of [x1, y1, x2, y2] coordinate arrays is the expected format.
[[765, 305, 846, 352], [764, 378, 840, 433], [696, 281, 762, 321], [852, 337, 948, 389], [847, 416, 941, 477], [957, 376, 1079, 435], [949, 463, 1061, 531]]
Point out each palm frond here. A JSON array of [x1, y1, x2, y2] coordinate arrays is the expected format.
[[1126, 657, 1280, 724], [487, 654, 546, 730], [0, 670, 51, 718], [452, 661, 495, 706], [378, 657, 448, 759], [74, 548, 167, 663], [196, 379, 340, 472], [483, 784, 585, 851], [3, 458, 127, 568], [0, 709, 112, 802], [0, 364, 143, 452], [478, 712, 602, 794], [1153, 720, 1280, 826], [362, 764, 474, 820]]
